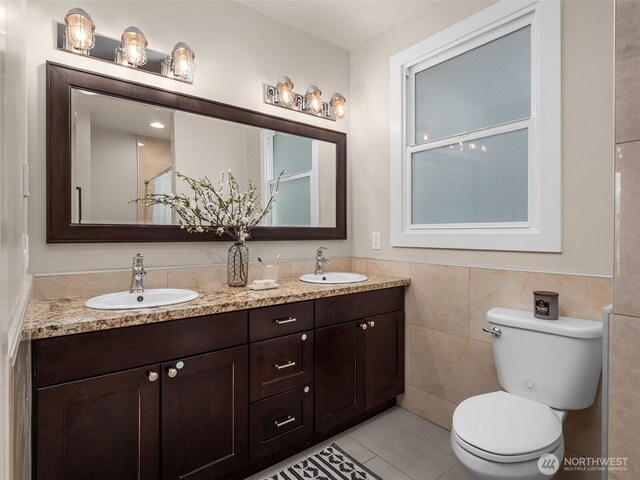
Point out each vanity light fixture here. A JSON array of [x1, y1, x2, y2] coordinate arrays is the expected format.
[[58, 9, 194, 84], [161, 43, 196, 82], [263, 76, 347, 122], [64, 8, 95, 54], [119, 26, 148, 67]]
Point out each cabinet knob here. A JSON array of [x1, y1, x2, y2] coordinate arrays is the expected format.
[[147, 370, 159, 382], [368, 320, 375, 328], [167, 367, 178, 378], [358, 323, 367, 330]]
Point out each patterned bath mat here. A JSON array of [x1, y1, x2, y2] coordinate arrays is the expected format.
[[260, 443, 382, 480]]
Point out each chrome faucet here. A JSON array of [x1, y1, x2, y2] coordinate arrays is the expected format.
[[315, 247, 330, 275], [130, 253, 147, 294]]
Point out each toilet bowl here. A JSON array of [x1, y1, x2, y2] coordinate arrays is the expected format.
[[451, 391, 566, 480], [450, 308, 603, 480]]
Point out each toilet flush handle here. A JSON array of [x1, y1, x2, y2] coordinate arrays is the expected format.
[[482, 326, 502, 337]]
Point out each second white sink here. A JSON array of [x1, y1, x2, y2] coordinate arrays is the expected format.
[[300, 272, 368, 284], [85, 289, 199, 310]]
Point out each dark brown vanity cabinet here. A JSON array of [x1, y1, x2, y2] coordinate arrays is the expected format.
[[33, 288, 406, 480], [248, 301, 315, 462], [314, 289, 405, 433], [34, 311, 249, 480]]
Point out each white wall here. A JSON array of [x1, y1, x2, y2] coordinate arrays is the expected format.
[[0, 0, 29, 477], [27, 1, 351, 274], [350, 0, 614, 276], [173, 111, 250, 194], [90, 126, 138, 224]]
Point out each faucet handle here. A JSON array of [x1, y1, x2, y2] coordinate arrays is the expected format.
[[316, 247, 328, 256]]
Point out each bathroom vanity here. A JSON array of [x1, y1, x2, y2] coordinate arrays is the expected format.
[[28, 275, 409, 480]]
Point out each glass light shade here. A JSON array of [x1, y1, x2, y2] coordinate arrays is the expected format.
[[276, 76, 294, 107], [305, 85, 323, 114], [330, 93, 347, 119], [64, 8, 95, 52], [171, 43, 196, 81], [121, 26, 148, 67]]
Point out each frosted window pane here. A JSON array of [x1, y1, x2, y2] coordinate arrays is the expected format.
[[273, 133, 312, 176], [411, 129, 528, 224], [415, 26, 530, 144], [272, 177, 311, 226]]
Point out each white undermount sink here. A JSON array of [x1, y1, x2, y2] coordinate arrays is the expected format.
[[85, 289, 199, 310], [299, 272, 368, 284]]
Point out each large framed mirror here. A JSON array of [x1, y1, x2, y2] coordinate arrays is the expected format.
[[46, 62, 346, 243]]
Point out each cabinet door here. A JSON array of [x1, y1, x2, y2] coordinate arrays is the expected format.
[[36, 365, 160, 480], [315, 320, 366, 432], [365, 311, 405, 409], [161, 346, 248, 480]]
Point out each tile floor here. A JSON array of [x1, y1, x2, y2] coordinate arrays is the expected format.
[[247, 406, 472, 480]]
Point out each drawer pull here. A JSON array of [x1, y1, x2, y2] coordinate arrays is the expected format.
[[274, 317, 297, 325], [275, 361, 296, 370], [274, 416, 296, 428]]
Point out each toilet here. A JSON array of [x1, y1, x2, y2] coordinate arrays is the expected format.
[[450, 307, 603, 480]]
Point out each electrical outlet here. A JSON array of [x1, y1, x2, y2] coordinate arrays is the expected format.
[[372, 231, 381, 250]]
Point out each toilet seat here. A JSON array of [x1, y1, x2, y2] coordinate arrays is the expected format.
[[452, 391, 563, 464]]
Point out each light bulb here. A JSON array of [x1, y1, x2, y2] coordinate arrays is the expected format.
[[276, 76, 294, 107], [64, 8, 95, 53], [305, 85, 323, 114], [330, 93, 347, 119], [121, 26, 148, 67], [171, 43, 196, 81]]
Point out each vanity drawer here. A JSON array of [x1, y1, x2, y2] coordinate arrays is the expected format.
[[250, 331, 314, 402], [249, 384, 313, 461], [315, 287, 404, 328], [249, 301, 314, 342], [35, 311, 248, 387]]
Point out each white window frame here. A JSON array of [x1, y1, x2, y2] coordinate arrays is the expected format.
[[390, 0, 561, 252], [260, 130, 320, 226]]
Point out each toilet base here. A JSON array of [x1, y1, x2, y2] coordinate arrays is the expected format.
[[451, 434, 565, 480]]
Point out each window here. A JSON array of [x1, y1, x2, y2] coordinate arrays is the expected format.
[[390, 0, 561, 252], [261, 131, 320, 226]]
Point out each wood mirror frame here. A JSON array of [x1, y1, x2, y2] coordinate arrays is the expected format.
[[47, 62, 347, 243]]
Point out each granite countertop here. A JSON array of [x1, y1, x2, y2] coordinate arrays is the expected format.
[[25, 274, 410, 340]]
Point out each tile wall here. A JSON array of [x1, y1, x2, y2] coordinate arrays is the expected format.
[[610, 1, 640, 478], [353, 258, 611, 479]]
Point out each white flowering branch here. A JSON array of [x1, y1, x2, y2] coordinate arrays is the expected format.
[[136, 170, 282, 242]]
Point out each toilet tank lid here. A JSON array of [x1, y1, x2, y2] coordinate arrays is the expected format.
[[487, 307, 603, 339]]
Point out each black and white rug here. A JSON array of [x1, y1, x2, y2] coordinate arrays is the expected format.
[[260, 443, 382, 480]]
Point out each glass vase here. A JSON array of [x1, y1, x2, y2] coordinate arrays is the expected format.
[[227, 241, 249, 287]]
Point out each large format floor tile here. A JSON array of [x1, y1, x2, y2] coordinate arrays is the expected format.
[[248, 406, 461, 480]]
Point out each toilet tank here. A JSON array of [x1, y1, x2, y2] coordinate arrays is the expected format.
[[487, 307, 603, 410]]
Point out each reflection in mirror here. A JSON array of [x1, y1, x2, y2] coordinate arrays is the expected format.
[[70, 89, 337, 228]]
